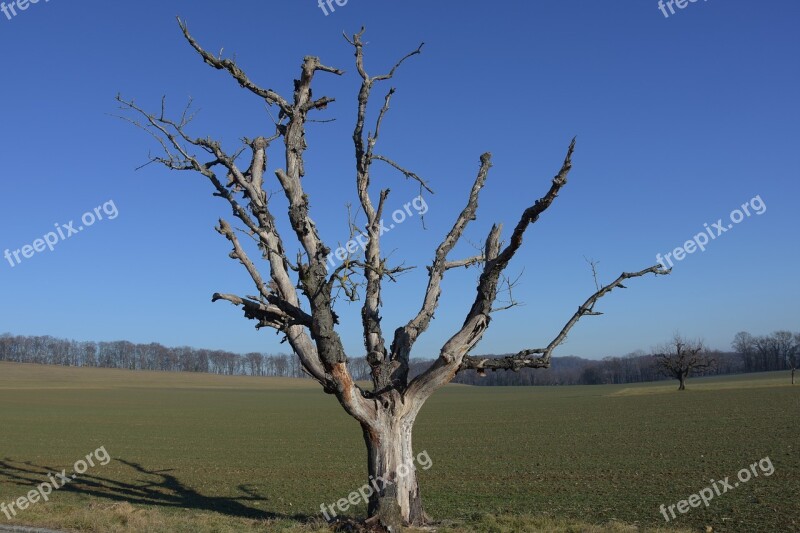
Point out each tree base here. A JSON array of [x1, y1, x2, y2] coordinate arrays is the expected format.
[[330, 514, 431, 533]]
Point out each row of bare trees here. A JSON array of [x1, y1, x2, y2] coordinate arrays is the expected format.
[[732, 330, 800, 383], [5, 331, 794, 385], [0, 334, 306, 377]]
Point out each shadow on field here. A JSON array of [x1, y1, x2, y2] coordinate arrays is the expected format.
[[0, 457, 313, 522]]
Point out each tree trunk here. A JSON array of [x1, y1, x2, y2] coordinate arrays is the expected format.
[[792, 368, 795, 385], [361, 413, 425, 530], [678, 373, 686, 390]]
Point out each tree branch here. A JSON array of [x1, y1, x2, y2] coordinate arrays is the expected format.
[[461, 265, 671, 374], [117, 41, 373, 420], [388, 153, 493, 389], [407, 140, 577, 400], [371, 155, 434, 194], [178, 18, 292, 114], [344, 28, 424, 390]]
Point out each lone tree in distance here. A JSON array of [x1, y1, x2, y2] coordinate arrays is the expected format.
[[119, 20, 670, 529], [654, 335, 715, 391]]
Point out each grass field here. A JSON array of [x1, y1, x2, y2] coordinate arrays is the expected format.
[[0, 362, 797, 532]]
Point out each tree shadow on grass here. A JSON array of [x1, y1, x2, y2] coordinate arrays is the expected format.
[[0, 457, 314, 522]]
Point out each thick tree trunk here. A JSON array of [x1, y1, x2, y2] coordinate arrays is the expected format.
[[678, 373, 686, 390], [792, 368, 795, 385], [361, 413, 425, 529]]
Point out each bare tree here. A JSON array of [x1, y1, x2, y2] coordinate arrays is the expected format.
[[732, 330, 757, 372], [771, 330, 797, 384], [654, 335, 715, 391], [117, 20, 669, 529]]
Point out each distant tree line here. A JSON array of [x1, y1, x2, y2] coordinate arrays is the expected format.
[[452, 351, 742, 386], [1, 330, 796, 385], [0, 333, 306, 377], [731, 330, 799, 383]]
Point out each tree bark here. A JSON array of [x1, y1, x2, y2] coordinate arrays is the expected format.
[[678, 373, 686, 390], [361, 412, 425, 529], [792, 367, 795, 385]]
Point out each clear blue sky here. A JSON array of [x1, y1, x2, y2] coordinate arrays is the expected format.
[[1, 0, 797, 359]]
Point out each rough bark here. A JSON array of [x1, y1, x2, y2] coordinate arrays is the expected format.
[[362, 413, 424, 528], [119, 21, 670, 530]]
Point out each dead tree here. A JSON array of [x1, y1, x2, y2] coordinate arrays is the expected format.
[[118, 20, 669, 529], [654, 335, 714, 390]]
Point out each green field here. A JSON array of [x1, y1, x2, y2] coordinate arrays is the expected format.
[[0, 362, 797, 532]]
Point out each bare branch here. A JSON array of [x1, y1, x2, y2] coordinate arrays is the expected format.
[[372, 42, 425, 82], [371, 155, 434, 194], [211, 293, 304, 330], [443, 255, 485, 270], [216, 218, 271, 300], [461, 351, 551, 375], [343, 27, 423, 83], [115, 95, 264, 237], [178, 18, 292, 114], [407, 141, 578, 400], [490, 138, 576, 278], [539, 265, 669, 360], [490, 270, 525, 313], [342, 30, 424, 391], [460, 264, 671, 374], [116, 89, 353, 409], [389, 153, 493, 376]]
